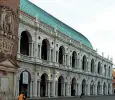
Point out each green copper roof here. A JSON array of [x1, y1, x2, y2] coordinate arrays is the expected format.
[[20, 0, 93, 49]]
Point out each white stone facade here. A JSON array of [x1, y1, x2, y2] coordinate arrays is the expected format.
[[14, 11, 113, 98]]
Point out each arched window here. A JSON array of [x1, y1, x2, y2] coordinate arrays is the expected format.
[[20, 31, 32, 56], [59, 46, 65, 64], [71, 78, 76, 96], [90, 81, 94, 95], [104, 65, 106, 76], [98, 62, 101, 74], [41, 39, 50, 60], [108, 66, 110, 77], [103, 83, 106, 95], [82, 55, 87, 71], [97, 82, 101, 95], [82, 79, 86, 95], [19, 71, 31, 97], [72, 51, 77, 68], [91, 59, 94, 73], [58, 76, 64, 96], [40, 73, 49, 97]]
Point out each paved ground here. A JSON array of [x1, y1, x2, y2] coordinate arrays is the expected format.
[[27, 95, 115, 100]]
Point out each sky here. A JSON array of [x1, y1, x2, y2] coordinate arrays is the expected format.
[[29, 0, 115, 66]]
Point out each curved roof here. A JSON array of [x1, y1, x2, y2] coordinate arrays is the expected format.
[[20, 0, 93, 48]]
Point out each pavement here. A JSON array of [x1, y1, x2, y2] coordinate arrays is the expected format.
[[27, 95, 115, 100]]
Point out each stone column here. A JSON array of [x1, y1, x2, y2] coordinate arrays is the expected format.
[[33, 72, 37, 97], [79, 56, 82, 71], [52, 75, 56, 97], [66, 83, 69, 96], [30, 81, 33, 97], [110, 83, 113, 94], [101, 85, 103, 95], [48, 81, 50, 97], [37, 80, 40, 97], [56, 81, 58, 96], [78, 83, 81, 96], [87, 84, 90, 96], [13, 73, 16, 97], [39, 44, 42, 59], [56, 51, 59, 63], [69, 83, 71, 96], [63, 82, 65, 96], [48, 48, 51, 61], [94, 84, 97, 95], [29, 41, 34, 57], [68, 55, 70, 67], [16, 79, 19, 97], [18, 36, 21, 53], [45, 82, 48, 96], [106, 84, 108, 95], [75, 84, 78, 96]]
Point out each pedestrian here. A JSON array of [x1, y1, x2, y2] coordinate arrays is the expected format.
[[18, 92, 26, 100], [80, 92, 84, 99]]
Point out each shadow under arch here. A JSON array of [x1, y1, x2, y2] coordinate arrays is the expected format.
[[20, 31, 32, 56], [40, 73, 49, 97], [19, 70, 31, 97], [58, 76, 64, 96]]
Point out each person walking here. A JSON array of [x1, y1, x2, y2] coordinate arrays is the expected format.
[[18, 92, 26, 100], [80, 92, 84, 99]]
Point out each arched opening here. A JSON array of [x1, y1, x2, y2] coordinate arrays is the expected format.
[[103, 83, 106, 95], [20, 31, 32, 56], [90, 81, 94, 95], [71, 78, 76, 96], [98, 62, 101, 74], [82, 79, 86, 95], [59, 46, 65, 64], [91, 59, 94, 73], [41, 39, 50, 60], [104, 65, 106, 76], [108, 66, 110, 77], [40, 73, 48, 97], [72, 51, 77, 68], [58, 76, 64, 96], [108, 83, 111, 94], [19, 71, 31, 97], [97, 82, 101, 95], [82, 55, 87, 71]]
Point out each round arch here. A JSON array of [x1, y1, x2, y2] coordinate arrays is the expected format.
[[103, 82, 107, 95], [97, 62, 101, 74], [40, 73, 49, 97], [19, 71, 31, 97], [108, 83, 111, 94], [82, 79, 86, 95], [82, 55, 87, 71], [90, 80, 94, 95], [91, 59, 94, 73], [58, 76, 64, 96], [104, 65, 106, 76], [72, 51, 77, 68], [97, 81, 101, 95], [59, 46, 65, 64], [20, 31, 32, 56], [71, 78, 76, 96], [41, 39, 50, 60]]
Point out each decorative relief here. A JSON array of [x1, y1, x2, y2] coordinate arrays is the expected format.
[[0, 6, 16, 60]]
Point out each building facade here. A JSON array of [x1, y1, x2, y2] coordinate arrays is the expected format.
[[113, 68, 115, 93], [14, 0, 113, 98]]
